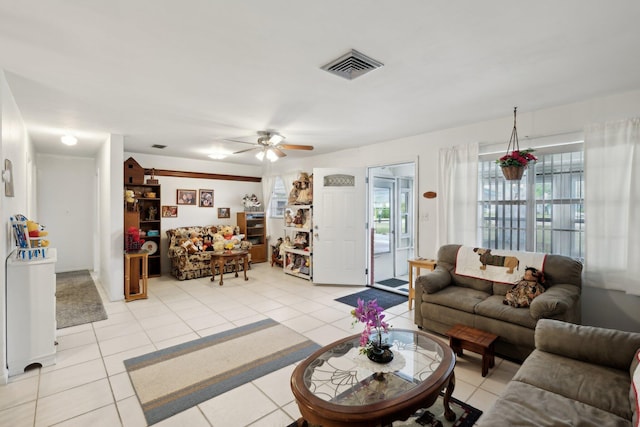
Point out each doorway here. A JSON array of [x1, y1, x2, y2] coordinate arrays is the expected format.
[[368, 162, 416, 295]]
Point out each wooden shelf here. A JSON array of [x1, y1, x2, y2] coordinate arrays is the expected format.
[[124, 178, 161, 277], [237, 211, 267, 263]]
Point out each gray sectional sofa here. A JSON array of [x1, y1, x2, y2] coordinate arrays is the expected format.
[[478, 319, 640, 426], [414, 244, 583, 361]]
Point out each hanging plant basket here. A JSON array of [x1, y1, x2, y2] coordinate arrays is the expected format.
[[501, 165, 525, 181], [496, 107, 537, 181]]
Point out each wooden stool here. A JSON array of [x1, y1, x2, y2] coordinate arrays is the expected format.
[[124, 251, 148, 301], [446, 324, 498, 377], [407, 258, 436, 310]]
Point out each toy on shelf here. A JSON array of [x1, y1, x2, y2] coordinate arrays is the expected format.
[[10, 214, 51, 260]]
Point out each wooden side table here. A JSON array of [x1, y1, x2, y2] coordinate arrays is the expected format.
[[210, 250, 249, 286], [446, 323, 498, 377], [124, 251, 148, 302], [407, 258, 436, 310]]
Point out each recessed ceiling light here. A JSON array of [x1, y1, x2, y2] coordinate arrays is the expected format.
[[61, 135, 78, 146], [208, 153, 227, 160]]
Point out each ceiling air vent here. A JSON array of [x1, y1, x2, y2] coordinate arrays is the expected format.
[[151, 144, 167, 149], [321, 49, 383, 80]]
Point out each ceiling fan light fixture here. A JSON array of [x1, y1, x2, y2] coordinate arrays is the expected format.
[[266, 148, 279, 162], [255, 150, 265, 161], [268, 133, 284, 145]]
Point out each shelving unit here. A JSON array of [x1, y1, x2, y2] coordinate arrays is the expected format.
[[283, 205, 312, 280], [237, 211, 267, 263], [124, 183, 162, 277]]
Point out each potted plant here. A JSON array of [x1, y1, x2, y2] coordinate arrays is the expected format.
[[497, 107, 537, 180], [351, 298, 393, 363], [496, 149, 537, 180]]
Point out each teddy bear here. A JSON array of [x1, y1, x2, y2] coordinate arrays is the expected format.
[[181, 239, 198, 254], [220, 225, 234, 240], [27, 220, 50, 247], [503, 267, 546, 308]]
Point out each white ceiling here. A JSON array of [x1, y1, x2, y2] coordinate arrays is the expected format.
[[1, 1, 640, 165]]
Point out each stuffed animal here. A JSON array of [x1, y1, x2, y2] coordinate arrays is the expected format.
[[221, 225, 234, 239], [503, 267, 546, 308], [27, 220, 48, 238], [27, 220, 50, 247], [124, 190, 135, 203], [181, 239, 199, 254]]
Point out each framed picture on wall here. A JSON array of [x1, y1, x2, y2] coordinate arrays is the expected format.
[[177, 189, 196, 205], [199, 189, 214, 207], [218, 207, 230, 219], [161, 205, 178, 218]]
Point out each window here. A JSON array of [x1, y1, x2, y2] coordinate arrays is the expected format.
[[269, 177, 287, 218], [478, 144, 584, 260]]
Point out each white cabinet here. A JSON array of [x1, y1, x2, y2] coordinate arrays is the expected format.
[[6, 249, 57, 376], [283, 205, 313, 280]]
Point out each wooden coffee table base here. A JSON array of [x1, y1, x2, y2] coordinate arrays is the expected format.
[[447, 324, 498, 377], [209, 251, 249, 286]]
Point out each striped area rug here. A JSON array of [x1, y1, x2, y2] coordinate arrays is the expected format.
[[124, 318, 320, 425]]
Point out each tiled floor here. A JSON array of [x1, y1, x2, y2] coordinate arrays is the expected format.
[[0, 263, 520, 427]]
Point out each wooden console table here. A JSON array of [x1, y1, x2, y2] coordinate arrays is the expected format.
[[124, 251, 148, 301], [407, 258, 436, 310], [210, 250, 249, 286]]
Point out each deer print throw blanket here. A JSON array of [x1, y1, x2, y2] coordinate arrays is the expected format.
[[454, 246, 546, 284]]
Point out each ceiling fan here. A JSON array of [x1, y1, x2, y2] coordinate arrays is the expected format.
[[228, 131, 314, 162]]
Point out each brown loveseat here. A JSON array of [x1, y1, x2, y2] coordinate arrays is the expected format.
[[166, 225, 251, 280], [479, 319, 640, 426], [414, 244, 583, 361]]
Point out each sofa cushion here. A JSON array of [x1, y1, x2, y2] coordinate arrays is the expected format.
[[421, 286, 488, 314], [474, 295, 537, 329], [535, 320, 640, 371], [477, 380, 630, 427], [514, 350, 632, 420], [631, 349, 640, 427]]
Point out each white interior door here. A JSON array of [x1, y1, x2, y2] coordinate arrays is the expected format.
[[312, 168, 366, 285]]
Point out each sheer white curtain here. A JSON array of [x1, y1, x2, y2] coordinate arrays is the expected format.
[[584, 117, 640, 295], [261, 175, 277, 218], [281, 172, 299, 203], [437, 142, 479, 248]]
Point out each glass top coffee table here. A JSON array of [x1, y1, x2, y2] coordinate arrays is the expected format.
[[291, 329, 456, 426]]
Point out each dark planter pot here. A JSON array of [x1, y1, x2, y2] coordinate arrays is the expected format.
[[367, 343, 394, 364]]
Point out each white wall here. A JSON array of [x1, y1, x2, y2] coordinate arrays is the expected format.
[[0, 70, 33, 384], [122, 153, 263, 273], [98, 135, 124, 301], [36, 154, 95, 273], [268, 89, 640, 333]]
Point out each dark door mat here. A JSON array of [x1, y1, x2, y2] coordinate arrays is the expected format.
[[335, 287, 407, 309], [377, 278, 409, 288]]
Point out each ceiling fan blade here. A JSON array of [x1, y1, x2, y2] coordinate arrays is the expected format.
[[233, 147, 258, 154], [278, 144, 314, 151], [224, 138, 258, 146], [272, 147, 287, 158]]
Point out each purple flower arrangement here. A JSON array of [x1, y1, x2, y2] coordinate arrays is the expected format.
[[351, 298, 391, 355]]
